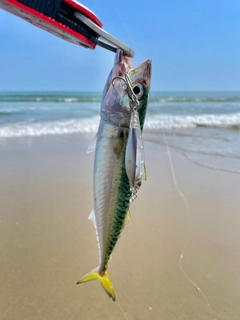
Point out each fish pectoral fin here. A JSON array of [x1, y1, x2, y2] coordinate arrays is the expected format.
[[87, 134, 97, 153], [143, 163, 147, 181], [124, 209, 131, 227], [88, 210, 96, 229], [113, 133, 124, 157], [76, 267, 116, 302]]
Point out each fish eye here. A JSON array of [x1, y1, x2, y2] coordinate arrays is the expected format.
[[132, 83, 144, 99]]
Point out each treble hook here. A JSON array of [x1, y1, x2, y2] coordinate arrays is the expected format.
[[112, 73, 139, 109]]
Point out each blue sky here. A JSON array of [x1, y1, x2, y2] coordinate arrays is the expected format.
[[0, 0, 240, 91]]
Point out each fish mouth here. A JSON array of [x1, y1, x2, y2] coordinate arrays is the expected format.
[[129, 58, 152, 87], [101, 49, 133, 98], [102, 50, 151, 105], [113, 50, 152, 88], [112, 49, 132, 78]]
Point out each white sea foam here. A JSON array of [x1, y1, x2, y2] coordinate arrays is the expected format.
[[64, 98, 78, 102], [1, 113, 240, 139], [145, 112, 240, 130], [0, 117, 100, 138]]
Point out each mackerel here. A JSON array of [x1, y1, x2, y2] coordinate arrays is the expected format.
[[77, 50, 151, 301]]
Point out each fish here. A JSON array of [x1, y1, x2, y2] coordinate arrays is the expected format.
[[77, 49, 151, 301]]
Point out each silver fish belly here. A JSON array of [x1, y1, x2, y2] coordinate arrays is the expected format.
[[94, 119, 131, 270]]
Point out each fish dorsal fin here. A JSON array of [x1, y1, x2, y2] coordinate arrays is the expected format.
[[88, 210, 96, 228], [87, 135, 97, 153], [124, 209, 131, 227]]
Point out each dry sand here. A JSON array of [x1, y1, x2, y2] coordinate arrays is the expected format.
[[0, 134, 240, 320]]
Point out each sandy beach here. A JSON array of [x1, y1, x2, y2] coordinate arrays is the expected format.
[[0, 133, 240, 320]]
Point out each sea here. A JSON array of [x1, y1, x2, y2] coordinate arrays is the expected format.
[[0, 91, 240, 174]]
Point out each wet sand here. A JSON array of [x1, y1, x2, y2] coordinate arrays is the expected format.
[[0, 134, 240, 320]]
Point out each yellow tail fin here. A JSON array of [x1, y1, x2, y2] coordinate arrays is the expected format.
[[76, 267, 116, 301]]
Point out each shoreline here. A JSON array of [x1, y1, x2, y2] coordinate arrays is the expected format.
[[0, 134, 240, 320]]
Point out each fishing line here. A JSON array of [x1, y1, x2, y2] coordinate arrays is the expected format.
[[136, 50, 211, 305], [104, 2, 140, 319], [117, 300, 130, 320], [106, 0, 210, 315], [110, 1, 137, 53], [178, 242, 211, 306], [163, 133, 190, 213], [163, 131, 211, 308]]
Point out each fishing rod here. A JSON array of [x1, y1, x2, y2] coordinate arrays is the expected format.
[[0, 0, 134, 57]]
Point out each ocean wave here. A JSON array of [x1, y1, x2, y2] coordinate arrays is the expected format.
[[0, 117, 100, 138], [149, 97, 231, 103], [144, 113, 240, 130], [0, 97, 102, 103], [0, 97, 237, 103], [0, 111, 16, 116], [0, 109, 26, 116], [1, 92, 240, 103], [1, 113, 240, 139], [0, 103, 100, 115]]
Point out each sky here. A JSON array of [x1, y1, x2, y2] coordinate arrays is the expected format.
[[0, 0, 240, 91]]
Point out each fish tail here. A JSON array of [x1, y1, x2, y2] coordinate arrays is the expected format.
[[76, 267, 116, 301]]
